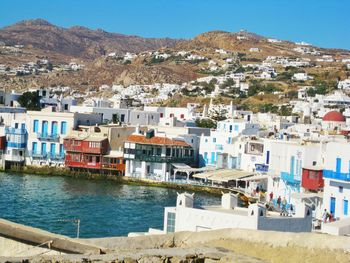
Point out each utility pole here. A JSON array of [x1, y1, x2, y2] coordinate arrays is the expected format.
[[57, 219, 81, 238]]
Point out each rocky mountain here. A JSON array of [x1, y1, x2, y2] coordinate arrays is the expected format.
[[0, 19, 180, 59]]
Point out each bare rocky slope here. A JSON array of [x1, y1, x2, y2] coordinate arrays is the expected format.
[[0, 19, 180, 60]]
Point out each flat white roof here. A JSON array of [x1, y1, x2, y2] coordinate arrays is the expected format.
[[193, 169, 254, 182]]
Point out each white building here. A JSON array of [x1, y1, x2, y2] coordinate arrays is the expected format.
[[322, 141, 350, 220], [292, 73, 313, 81], [163, 193, 312, 234], [337, 79, 350, 90], [25, 107, 102, 166]]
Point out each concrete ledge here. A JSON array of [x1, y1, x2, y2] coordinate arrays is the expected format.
[[0, 219, 106, 255]]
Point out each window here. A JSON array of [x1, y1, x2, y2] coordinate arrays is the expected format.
[[166, 212, 176, 233], [61, 121, 67, 135], [89, 142, 101, 148], [180, 114, 184, 119], [339, 186, 344, 193], [166, 148, 171, 156], [156, 148, 162, 156], [170, 113, 174, 118], [33, 120, 39, 133], [205, 138, 208, 143], [308, 171, 318, 180], [213, 138, 216, 143], [160, 113, 163, 118], [137, 115, 140, 119], [15, 123, 18, 129], [234, 125, 239, 131]]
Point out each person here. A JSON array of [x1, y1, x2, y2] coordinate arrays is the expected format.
[[281, 197, 287, 216], [329, 213, 334, 222], [322, 209, 328, 223], [289, 203, 294, 216], [269, 192, 273, 202], [256, 185, 260, 195], [277, 196, 281, 209]]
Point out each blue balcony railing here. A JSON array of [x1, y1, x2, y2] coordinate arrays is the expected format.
[[28, 151, 65, 160], [37, 133, 60, 141], [6, 142, 26, 148], [323, 169, 350, 181], [48, 153, 65, 161], [281, 172, 301, 185], [28, 151, 47, 159], [5, 127, 27, 135]]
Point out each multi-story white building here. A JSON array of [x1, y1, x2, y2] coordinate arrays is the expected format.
[[124, 129, 196, 181], [25, 107, 102, 166], [199, 119, 260, 168], [322, 141, 350, 220]]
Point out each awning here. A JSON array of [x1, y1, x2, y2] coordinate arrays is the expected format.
[[172, 163, 214, 173], [172, 163, 192, 169], [193, 169, 254, 183], [239, 174, 271, 182]]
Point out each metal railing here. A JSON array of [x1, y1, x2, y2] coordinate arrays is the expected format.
[[37, 133, 60, 141], [323, 169, 350, 181], [5, 127, 27, 135]]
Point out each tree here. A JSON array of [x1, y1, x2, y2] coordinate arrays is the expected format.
[[195, 118, 217, 129], [18, 91, 41, 110]]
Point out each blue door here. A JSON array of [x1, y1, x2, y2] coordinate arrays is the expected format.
[[42, 121, 48, 135], [41, 143, 47, 155], [51, 121, 58, 135], [61, 121, 67, 135], [59, 144, 64, 157], [344, 200, 348, 216], [33, 120, 39, 133], [32, 142, 37, 154], [211, 152, 215, 164], [336, 158, 341, 174], [330, 197, 336, 215], [50, 143, 56, 157]]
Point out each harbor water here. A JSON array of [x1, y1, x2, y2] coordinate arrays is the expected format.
[[0, 172, 220, 238]]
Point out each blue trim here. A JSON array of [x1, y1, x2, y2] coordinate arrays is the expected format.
[[323, 169, 350, 181], [6, 142, 26, 148]]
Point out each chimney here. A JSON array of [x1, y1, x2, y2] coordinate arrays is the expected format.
[[221, 192, 238, 209], [176, 192, 194, 208]]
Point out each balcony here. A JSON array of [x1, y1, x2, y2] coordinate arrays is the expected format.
[[48, 153, 65, 161], [37, 133, 60, 142], [6, 141, 26, 149], [133, 154, 193, 164], [5, 154, 25, 162], [28, 151, 47, 159], [281, 172, 301, 185], [5, 127, 27, 135], [323, 169, 350, 181]]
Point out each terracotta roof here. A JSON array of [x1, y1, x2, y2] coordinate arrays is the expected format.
[[126, 134, 190, 147], [322, 111, 345, 122]]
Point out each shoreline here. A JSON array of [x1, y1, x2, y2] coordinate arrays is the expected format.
[[4, 165, 229, 197]]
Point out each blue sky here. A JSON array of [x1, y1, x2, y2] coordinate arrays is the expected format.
[[0, 0, 349, 49]]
